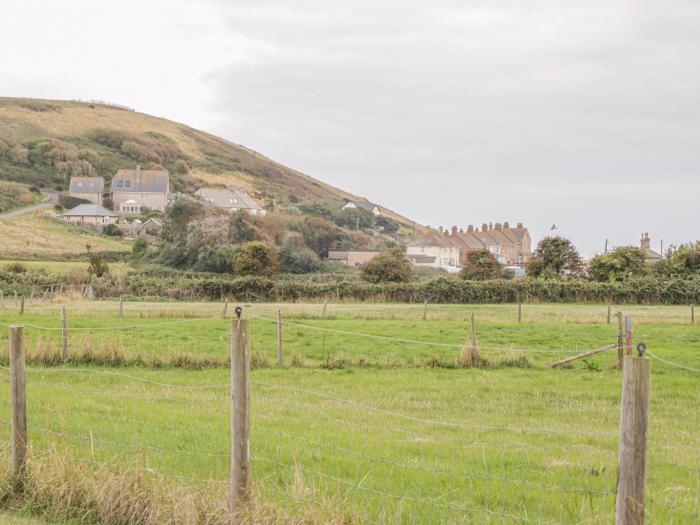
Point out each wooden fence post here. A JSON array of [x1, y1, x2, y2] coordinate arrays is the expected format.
[[0, 290, 3, 309], [19, 296, 24, 316], [616, 311, 624, 369], [277, 310, 283, 367], [222, 298, 228, 318], [9, 325, 27, 483], [608, 303, 612, 325], [61, 305, 68, 361], [470, 313, 479, 358], [119, 295, 123, 318], [692, 304, 695, 325], [14, 291, 18, 306], [230, 319, 250, 509], [322, 301, 327, 318], [615, 355, 651, 525], [625, 316, 633, 356], [423, 300, 428, 321], [518, 301, 522, 323]]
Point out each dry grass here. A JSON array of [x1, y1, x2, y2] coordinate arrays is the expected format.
[[0, 215, 130, 258]]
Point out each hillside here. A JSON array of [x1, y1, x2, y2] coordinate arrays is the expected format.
[[0, 97, 419, 230]]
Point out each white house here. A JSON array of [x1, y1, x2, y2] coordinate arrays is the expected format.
[[194, 187, 266, 216], [406, 233, 460, 269], [341, 199, 381, 216]]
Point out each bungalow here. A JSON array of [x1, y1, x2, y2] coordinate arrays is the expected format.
[[68, 176, 104, 205], [194, 187, 266, 216], [62, 204, 118, 227], [112, 166, 170, 212], [341, 199, 381, 217]]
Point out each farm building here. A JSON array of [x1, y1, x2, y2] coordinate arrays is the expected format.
[[61, 203, 118, 227], [327, 251, 379, 267], [194, 187, 266, 216], [112, 166, 170, 212], [68, 176, 104, 205], [341, 199, 381, 216]]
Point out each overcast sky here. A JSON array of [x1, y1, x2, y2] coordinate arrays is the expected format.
[[2, 0, 699, 256]]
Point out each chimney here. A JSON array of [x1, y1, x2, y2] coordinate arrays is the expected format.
[[495, 222, 502, 230], [489, 222, 493, 231], [136, 164, 142, 186], [451, 226, 458, 236], [503, 221, 510, 228], [438, 226, 443, 234], [482, 223, 488, 232], [467, 225, 474, 232], [517, 222, 523, 229], [641, 232, 651, 250], [459, 228, 464, 234]]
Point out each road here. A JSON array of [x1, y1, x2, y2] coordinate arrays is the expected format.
[[0, 192, 57, 220]]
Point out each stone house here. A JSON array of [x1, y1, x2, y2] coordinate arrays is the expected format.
[[194, 187, 266, 216], [61, 204, 118, 227], [341, 199, 381, 216], [640, 233, 662, 261], [68, 176, 104, 205], [112, 166, 170, 212], [449, 222, 532, 266], [406, 233, 460, 268]]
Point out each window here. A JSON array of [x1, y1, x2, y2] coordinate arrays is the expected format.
[[125, 181, 131, 188], [118, 181, 123, 188]]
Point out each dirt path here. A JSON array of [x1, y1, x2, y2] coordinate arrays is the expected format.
[[0, 192, 57, 220]]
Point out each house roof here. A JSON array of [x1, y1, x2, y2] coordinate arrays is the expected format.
[[344, 199, 379, 212], [69, 177, 104, 193], [451, 231, 486, 250], [63, 204, 117, 217], [194, 187, 263, 211], [642, 247, 663, 260], [408, 233, 458, 248], [113, 169, 169, 193]]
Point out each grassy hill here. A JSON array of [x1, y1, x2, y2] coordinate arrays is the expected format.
[[0, 97, 419, 229]]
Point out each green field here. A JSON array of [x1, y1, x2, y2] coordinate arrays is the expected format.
[[0, 301, 698, 524]]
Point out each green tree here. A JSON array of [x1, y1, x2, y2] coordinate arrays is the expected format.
[[459, 249, 501, 280], [334, 208, 375, 230], [361, 248, 412, 283], [588, 246, 647, 282], [234, 242, 280, 278], [228, 212, 258, 243], [161, 196, 205, 243], [278, 233, 321, 273], [102, 224, 123, 237], [526, 236, 582, 278], [300, 216, 340, 257], [654, 242, 700, 278], [131, 236, 149, 259], [375, 216, 400, 233]]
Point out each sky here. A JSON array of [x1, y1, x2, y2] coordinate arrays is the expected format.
[[1, 0, 699, 256]]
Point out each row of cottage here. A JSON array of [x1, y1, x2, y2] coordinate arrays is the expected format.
[[63, 167, 265, 227]]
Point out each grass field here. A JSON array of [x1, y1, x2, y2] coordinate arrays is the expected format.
[[0, 301, 697, 524], [0, 260, 131, 276], [0, 214, 131, 259]]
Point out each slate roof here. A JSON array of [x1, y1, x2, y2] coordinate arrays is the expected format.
[[63, 204, 117, 217], [344, 199, 379, 212], [113, 169, 170, 193], [69, 177, 104, 193], [451, 231, 486, 250], [194, 187, 264, 211], [407, 233, 457, 248]]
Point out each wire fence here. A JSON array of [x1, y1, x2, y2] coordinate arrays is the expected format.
[[0, 305, 697, 523]]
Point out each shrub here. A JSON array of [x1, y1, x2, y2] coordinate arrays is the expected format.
[[4, 262, 27, 274], [102, 224, 123, 237], [375, 216, 400, 233], [361, 248, 412, 283], [59, 194, 91, 210], [86, 246, 110, 278], [131, 236, 149, 259], [234, 242, 279, 278], [589, 246, 648, 282], [102, 196, 113, 210], [299, 216, 341, 257], [279, 245, 321, 273], [460, 250, 501, 280], [655, 242, 700, 278]]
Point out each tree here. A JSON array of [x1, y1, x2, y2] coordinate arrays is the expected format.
[[228, 212, 258, 243], [300, 216, 340, 257], [334, 207, 375, 230], [588, 246, 647, 282], [361, 248, 412, 283], [459, 249, 501, 280], [102, 224, 123, 237], [234, 242, 279, 278], [86, 244, 109, 278], [375, 216, 400, 233], [526, 236, 582, 278], [161, 196, 205, 243], [278, 233, 321, 273], [654, 242, 700, 278], [131, 236, 149, 259]]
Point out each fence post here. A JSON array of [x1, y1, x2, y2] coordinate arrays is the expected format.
[[607, 303, 612, 325], [61, 305, 69, 361], [14, 291, 18, 306], [518, 301, 522, 323], [692, 304, 695, 325], [277, 310, 283, 367], [625, 316, 633, 356], [615, 355, 651, 525], [19, 296, 24, 316], [322, 301, 327, 318], [423, 300, 428, 321], [0, 290, 3, 309], [470, 313, 479, 357], [9, 325, 27, 483], [222, 298, 228, 318], [616, 312, 624, 369], [230, 319, 250, 509], [119, 295, 123, 318]]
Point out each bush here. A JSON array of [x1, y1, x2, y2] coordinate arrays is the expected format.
[[59, 194, 91, 210], [655, 242, 700, 278], [588, 247, 648, 282], [375, 216, 400, 233], [460, 250, 501, 280], [102, 196, 113, 210], [279, 245, 322, 274], [102, 224, 123, 237], [234, 242, 279, 278], [361, 248, 412, 283], [4, 262, 27, 274], [131, 236, 149, 259]]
